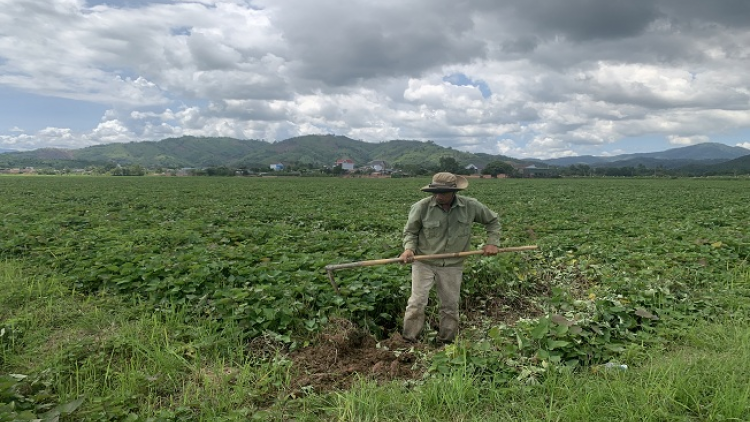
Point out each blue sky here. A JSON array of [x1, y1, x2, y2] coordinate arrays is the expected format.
[[0, 87, 107, 132], [1, 0, 749, 158]]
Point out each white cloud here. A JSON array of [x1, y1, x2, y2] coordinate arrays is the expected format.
[[524, 137, 578, 159], [90, 119, 138, 145], [0, 127, 86, 150], [599, 149, 627, 157], [1, 0, 750, 156], [494, 139, 524, 157], [668, 135, 709, 146]]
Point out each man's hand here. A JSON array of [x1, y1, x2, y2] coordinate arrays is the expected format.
[[482, 244, 499, 256], [400, 249, 415, 264]]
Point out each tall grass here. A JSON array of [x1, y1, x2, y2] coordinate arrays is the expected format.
[[323, 319, 749, 422], [2, 252, 749, 420], [326, 263, 750, 422], [0, 261, 293, 420]]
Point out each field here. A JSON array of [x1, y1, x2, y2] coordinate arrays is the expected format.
[[1, 175, 749, 421]]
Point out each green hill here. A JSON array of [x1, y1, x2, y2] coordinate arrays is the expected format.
[[0, 135, 523, 171], [543, 142, 750, 167], [678, 153, 750, 176], [5, 135, 750, 176], [233, 135, 376, 167], [234, 135, 514, 169], [74, 136, 271, 168]]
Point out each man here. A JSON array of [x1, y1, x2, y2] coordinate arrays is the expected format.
[[400, 172, 501, 344]]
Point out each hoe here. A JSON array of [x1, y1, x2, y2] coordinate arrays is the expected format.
[[325, 245, 538, 292]]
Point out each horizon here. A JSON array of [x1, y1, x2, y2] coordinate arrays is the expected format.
[[2, 136, 748, 163], [2, 1, 750, 158]]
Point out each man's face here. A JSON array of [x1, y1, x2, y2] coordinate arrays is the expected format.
[[433, 191, 455, 206]]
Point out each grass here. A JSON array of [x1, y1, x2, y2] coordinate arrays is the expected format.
[[0, 260, 294, 420], [2, 259, 749, 421], [326, 318, 750, 422], [2, 175, 749, 420]]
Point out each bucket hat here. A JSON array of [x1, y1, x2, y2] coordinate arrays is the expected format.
[[421, 172, 468, 193]]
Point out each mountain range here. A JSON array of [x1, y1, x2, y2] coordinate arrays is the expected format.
[[0, 135, 521, 170], [1, 135, 749, 175], [541, 142, 750, 168]]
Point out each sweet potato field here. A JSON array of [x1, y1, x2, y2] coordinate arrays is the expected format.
[[2, 176, 749, 382]]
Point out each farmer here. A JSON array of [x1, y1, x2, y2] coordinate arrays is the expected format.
[[400, 172, 501, 344]]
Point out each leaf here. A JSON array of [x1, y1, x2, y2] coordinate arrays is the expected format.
[[604, 343, 626, 352], [546, 339, 571, 350], [263, 308, 276, 320], [531, 319, 550, 340], [44, 398, 84, 419], [551, 314, 573, 326], [564, 358, 580, 367], [488, 326, 502, 341], [635, 308, 659, 320], [552, 324, 569, 336]]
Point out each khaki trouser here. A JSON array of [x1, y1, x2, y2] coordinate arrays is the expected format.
[[402, 261, 463, 343]]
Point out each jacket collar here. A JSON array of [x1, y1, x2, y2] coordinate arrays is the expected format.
[[428, 194, 465, 208]]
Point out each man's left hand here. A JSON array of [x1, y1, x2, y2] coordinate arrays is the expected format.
[[482, 244, 499, 256]]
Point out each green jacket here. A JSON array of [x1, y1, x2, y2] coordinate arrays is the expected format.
[[402, 195, 501, 267]]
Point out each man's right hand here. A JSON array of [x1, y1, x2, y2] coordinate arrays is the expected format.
[[400, 249, 415, 264]]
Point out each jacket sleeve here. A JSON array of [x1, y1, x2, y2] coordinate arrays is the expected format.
[[402, 202, 423, 251], [474, 200, 501, 246]]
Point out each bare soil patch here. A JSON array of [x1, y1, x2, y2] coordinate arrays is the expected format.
[[287, 319, 427, 394], [282, 267, 556, 395]]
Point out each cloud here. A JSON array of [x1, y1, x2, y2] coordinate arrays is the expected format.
[[264, 0, 485, 86], [1, 0, 749, 157], [525, 137, 578, 158], [0, 127, 91, 150], [668, 135, 709, 145], [510, 0, 662, 42], [493, 139, 526, 157], [90, 119, 139, 144]]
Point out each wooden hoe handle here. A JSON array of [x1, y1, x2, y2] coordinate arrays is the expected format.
[[324, 245, 538, 292]]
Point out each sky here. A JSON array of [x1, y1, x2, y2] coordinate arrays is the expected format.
[[1, 0, 750, 159]]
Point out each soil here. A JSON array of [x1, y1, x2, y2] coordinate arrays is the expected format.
[[257, 256, 569, 397], [283, 294, 546, 395], [463, 294, 545, 326], [287, 319, 428, 395]]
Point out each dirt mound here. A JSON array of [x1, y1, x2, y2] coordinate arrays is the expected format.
[[289, 319, 426, 394]]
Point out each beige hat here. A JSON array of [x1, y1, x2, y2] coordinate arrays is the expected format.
[[421, 172, 469, 193]]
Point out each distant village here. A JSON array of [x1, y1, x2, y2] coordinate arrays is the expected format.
[[0, 157, 554, 178], [265, 158, 550, 178]]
